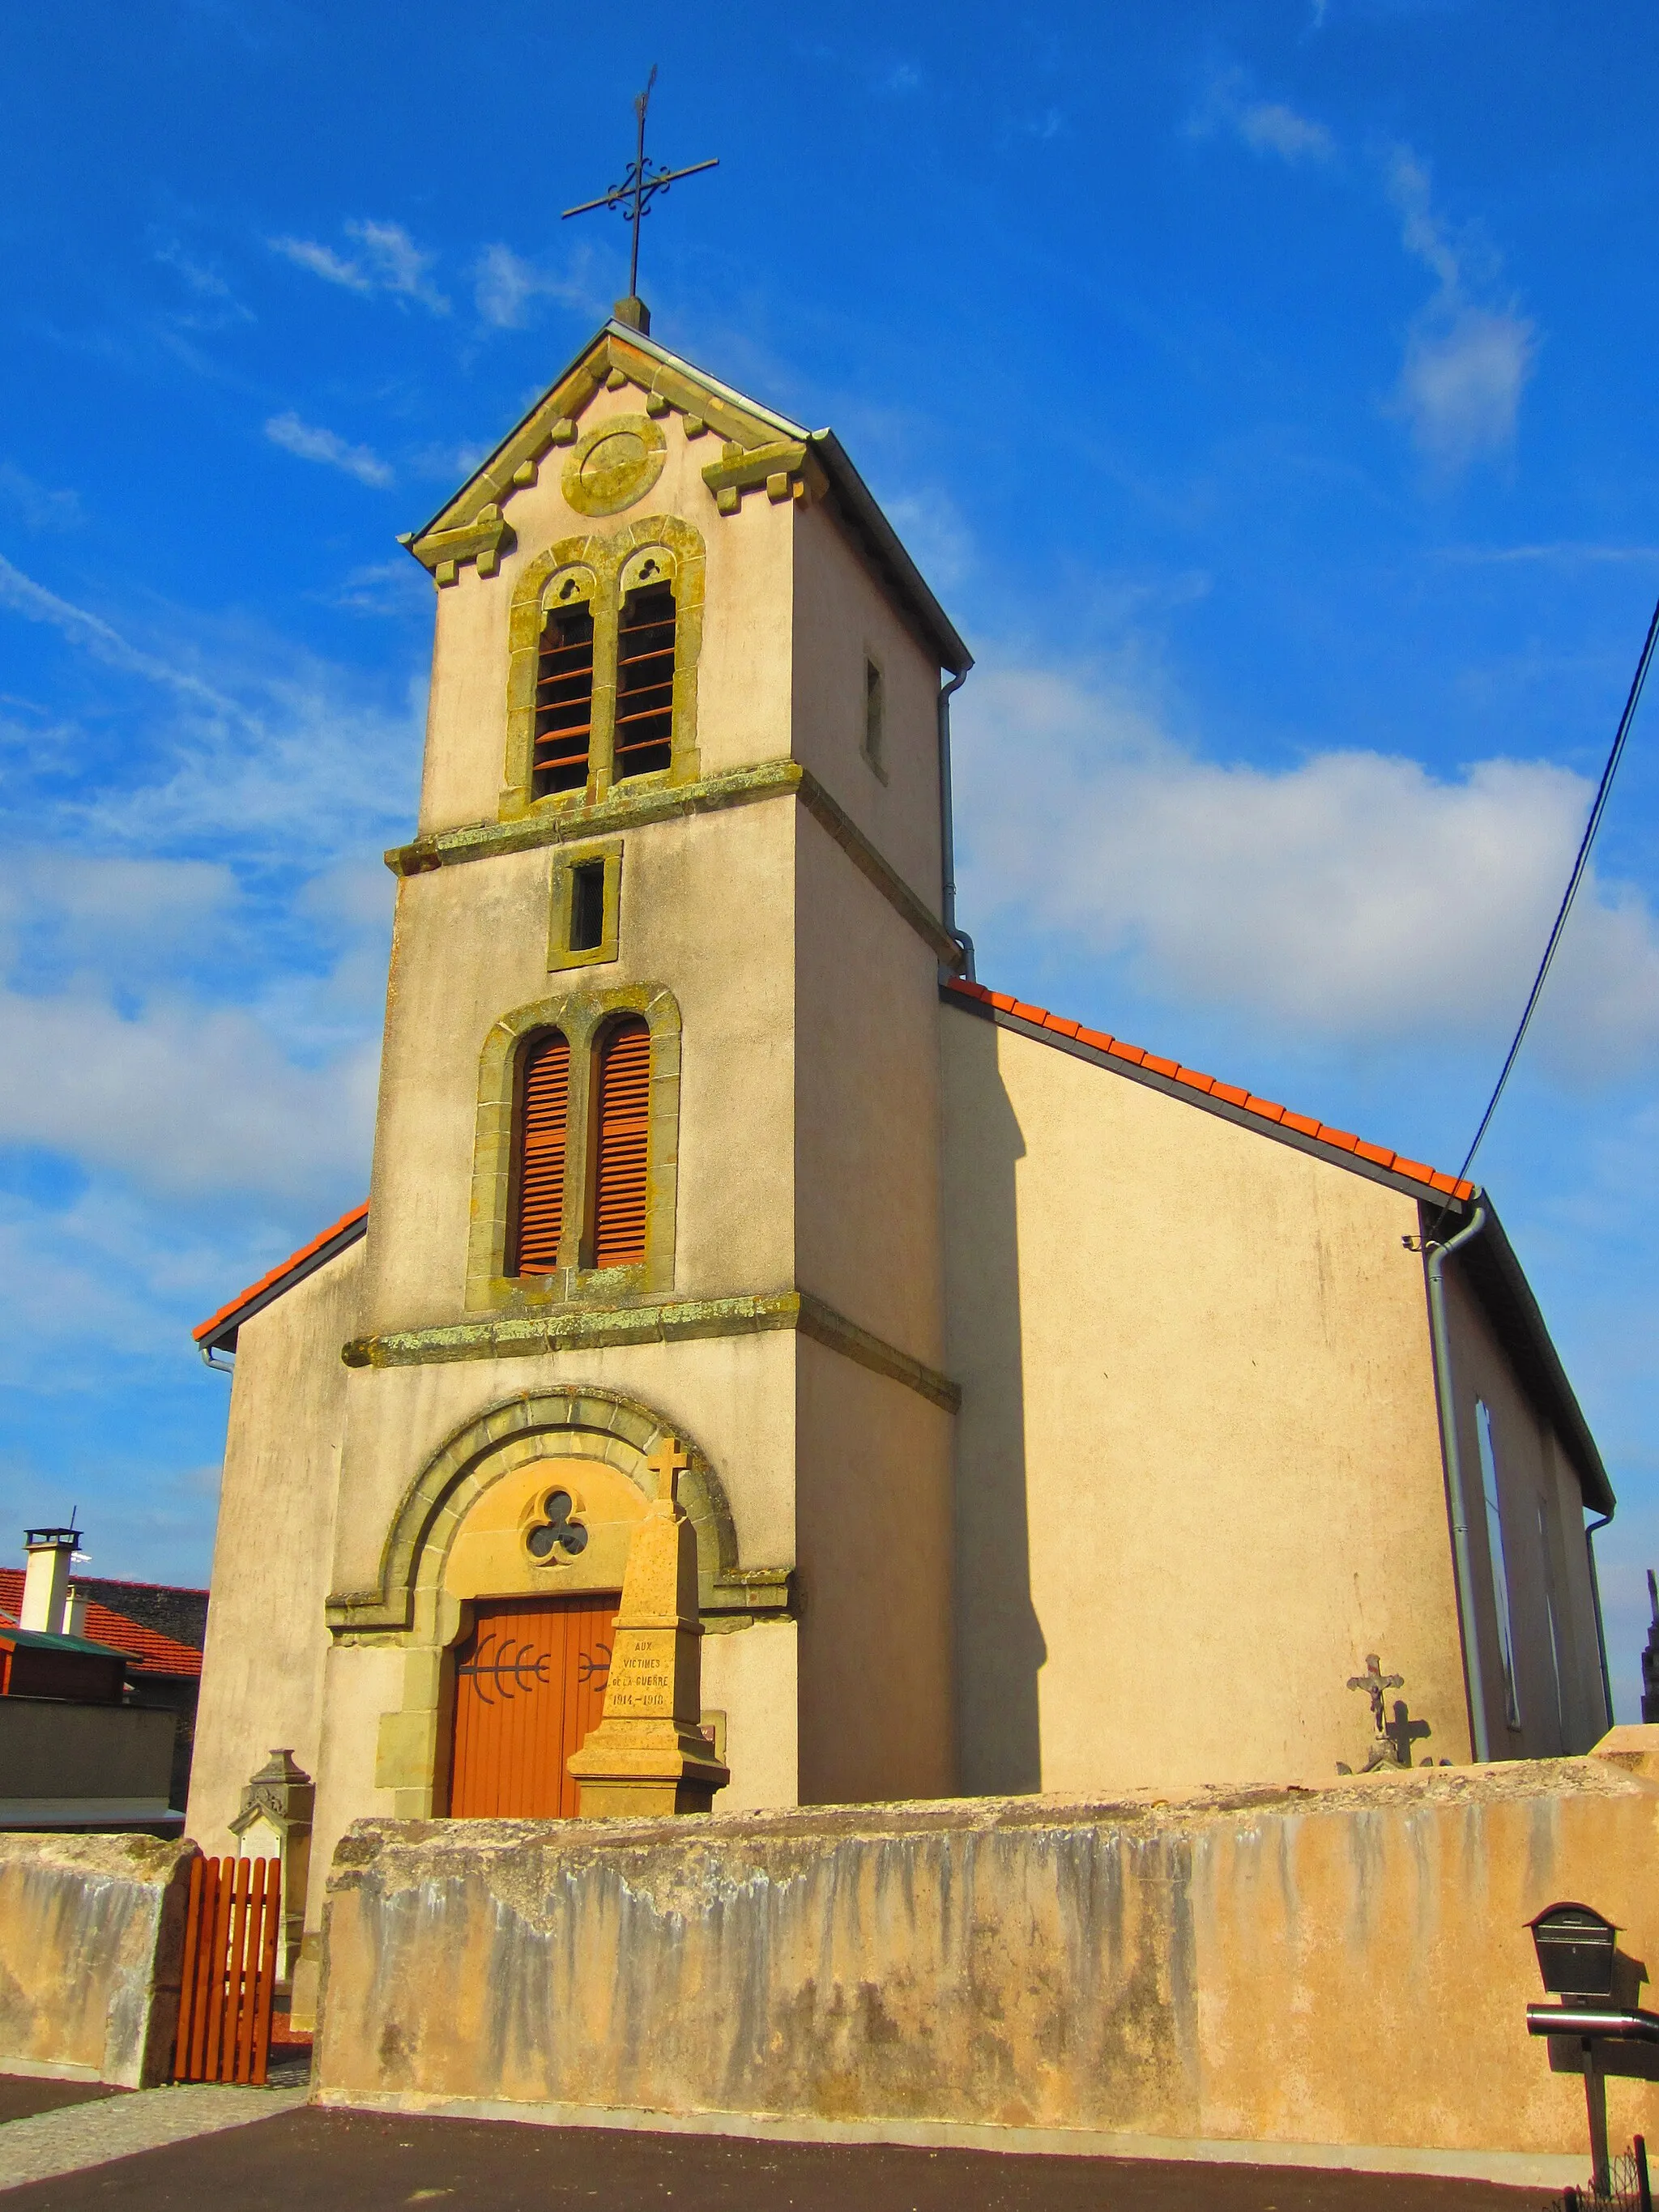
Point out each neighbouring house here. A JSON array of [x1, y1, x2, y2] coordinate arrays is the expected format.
[[0, 1527, 207, 1828]]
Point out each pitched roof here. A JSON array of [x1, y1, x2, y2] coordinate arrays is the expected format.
[[945, 978, 1476, 1203], [193, 1200, 369, 1357], [401, 319, 973, 679], [0, 1571, 203, 1678]]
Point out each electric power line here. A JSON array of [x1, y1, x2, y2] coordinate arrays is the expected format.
[[1452, 587, 1659, 1196]]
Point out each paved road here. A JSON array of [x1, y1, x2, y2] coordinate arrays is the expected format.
[[0, 2097, 1559, 2210]]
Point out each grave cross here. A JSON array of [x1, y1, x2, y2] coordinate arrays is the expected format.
[[1346, 1653, 1405, 1739], [562, 67, 719, 328], [646, 1433, 691, 1504]]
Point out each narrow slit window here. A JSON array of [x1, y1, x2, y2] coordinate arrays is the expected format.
[[1475, 1400, 1521, 1729], [532, 603, 595, 798], [592, 1017, 650, 1268], [569, 862, 606, 953], [613, 582, 676, 781], [864, 657, 885, 774], [512, 1030, 569, 1275]]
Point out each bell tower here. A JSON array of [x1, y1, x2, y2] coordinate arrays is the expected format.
[[307, 319, 973, 1882]]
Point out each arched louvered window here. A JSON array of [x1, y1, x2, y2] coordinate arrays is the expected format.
[[511, 1030, 570, 1274], [592, 1017, 650, 1268], [532, 603, 595, 798], [613, 582, 676, 782]]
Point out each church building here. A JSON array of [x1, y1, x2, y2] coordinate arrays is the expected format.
[[186, 313, 1616, 2028]]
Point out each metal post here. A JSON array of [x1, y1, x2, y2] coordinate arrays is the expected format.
[[1584, 2039, 1610, 2198], [1636, 2132, 1653, 2212]]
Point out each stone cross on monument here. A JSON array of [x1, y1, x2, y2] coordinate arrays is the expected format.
[[566, 1433, 730, 1817]]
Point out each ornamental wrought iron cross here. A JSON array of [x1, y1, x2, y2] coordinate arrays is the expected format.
[[562, 67, 719, 322]]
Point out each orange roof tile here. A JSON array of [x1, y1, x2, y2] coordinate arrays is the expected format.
[[0, 1570, 203, 1679], [193, 1200, 369, 1345], [945, 978, 1476, 1204]]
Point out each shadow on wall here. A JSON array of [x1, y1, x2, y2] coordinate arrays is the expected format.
[[948, 1015, 1047, 1793]]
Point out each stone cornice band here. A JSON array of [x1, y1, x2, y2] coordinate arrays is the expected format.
[[385, 760, 963, 969], [342, 1288, 960, 1414]]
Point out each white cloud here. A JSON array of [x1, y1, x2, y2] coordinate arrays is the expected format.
[[264, 411, 394, 488], [0, 986, 377, 1203], [1235, 100, 1334, 164], [0, 552, 424, 865], [269, 219, 449, 314], [955, 662, 1659, 1068], [472, 244, 586, 330], [0, 462, 82, 532], [1387, 147, 1535, 466], [1193, 75, 1334, 164]]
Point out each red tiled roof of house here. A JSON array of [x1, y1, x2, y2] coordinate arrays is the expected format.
[[0, 1570, 204, 1679], [192, 1200, 369, 1346], [945, 978, 1477, 1203]]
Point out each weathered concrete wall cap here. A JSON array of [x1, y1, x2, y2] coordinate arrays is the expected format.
[[0, 1833, 194, 2087], [313, 1742, 1659, 2159]]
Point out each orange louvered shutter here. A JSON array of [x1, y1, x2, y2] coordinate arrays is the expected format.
[[593, 1018, 650, 1268], [514, 1031, 569, 1274]]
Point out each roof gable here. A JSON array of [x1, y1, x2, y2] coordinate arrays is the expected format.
[[193, 1201, 368, 1357], [399, 322, 971, 676]]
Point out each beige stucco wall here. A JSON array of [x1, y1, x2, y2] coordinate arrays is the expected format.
[[1440, 1264, 1610, 1757], [312, 1737, 1659, 2170], [187, 1239, 362, 1855], [790, 497, 945, 905], [795, 1339, 955, 1805], [942, 1007, 1469, 1796]]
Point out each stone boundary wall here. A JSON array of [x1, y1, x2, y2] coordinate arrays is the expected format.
[[313, 1732, 1659, 2166], [0, 1835, 194, 2086]]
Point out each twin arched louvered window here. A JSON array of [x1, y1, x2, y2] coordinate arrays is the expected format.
[[510, 1018, 650, 1275], [531, 578, 676, 801]]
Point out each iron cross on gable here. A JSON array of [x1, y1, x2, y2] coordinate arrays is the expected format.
[[646, 1433, 690, 1503], [562, 67, 719, 335]]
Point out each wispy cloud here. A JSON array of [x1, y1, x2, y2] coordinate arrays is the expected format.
[[1387, 147, 1535, 467], [472, 243, 588, 330], [0, 552, 236, 709], [1192, 74, 1335, 165], [269, 219, 449, 314], [1435, 543, 1659, 568], [153, 237, 254, 325], [264, 411, 394, 488], [0, 462, 82, 533]]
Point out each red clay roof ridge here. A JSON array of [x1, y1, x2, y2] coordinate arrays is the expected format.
[[193, 1200, 369, 1345], [945, 978, 1475, 1203]]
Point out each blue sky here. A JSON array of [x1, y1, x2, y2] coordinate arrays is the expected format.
[[2, 2, 1657, 1717]]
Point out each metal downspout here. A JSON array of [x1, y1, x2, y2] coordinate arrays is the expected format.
[[1584, 1508, 1616, 1730], [1426, 1204, 1491, 1762], [937, 668, 974, 979]]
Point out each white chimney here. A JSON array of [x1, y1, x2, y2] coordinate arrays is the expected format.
[[20, 1528, 79, 1636], [63, 1588, 87, 1638]]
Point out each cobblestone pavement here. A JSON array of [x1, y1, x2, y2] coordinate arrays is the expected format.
[[0, 2102, 1560, 2210]]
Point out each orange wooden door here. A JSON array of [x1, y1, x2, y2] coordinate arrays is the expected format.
[[447, 1593, 616, 1818]]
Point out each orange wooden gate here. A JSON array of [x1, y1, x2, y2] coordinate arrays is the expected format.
[[448, 1593, 617, 1818], [173, 1854, 280, 2084]]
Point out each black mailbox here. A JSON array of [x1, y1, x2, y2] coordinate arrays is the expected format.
[[1529, 1903, 1618, 2000]]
